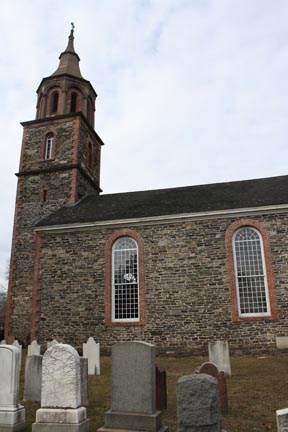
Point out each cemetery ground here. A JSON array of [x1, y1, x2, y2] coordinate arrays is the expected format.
[[20, 351, 288, 432]]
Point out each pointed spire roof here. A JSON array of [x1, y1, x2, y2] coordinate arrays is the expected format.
[[52, 23, 83, 78]]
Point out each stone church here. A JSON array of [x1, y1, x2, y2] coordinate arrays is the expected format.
[[5, 29, 288, 354]]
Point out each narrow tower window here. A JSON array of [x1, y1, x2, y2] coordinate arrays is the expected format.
[[70, 92, 77, 112], [44, 133, 54, 160], [51, 91, 59, 114]]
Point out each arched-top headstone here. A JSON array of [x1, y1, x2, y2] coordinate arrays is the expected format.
[[41, 343, 81, 409], [83, 336, 100, 375], [208, 340, 231, 376], [46, 339, 58, 350], [199, 362, 219, 377], [28, 340, 41, 356]]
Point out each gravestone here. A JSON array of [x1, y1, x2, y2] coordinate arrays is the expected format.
[[277, 408, 288, 431], [98, 341, 168, 432], [83, 337, 100, 375], [199, 362, 228, 410], [28, 340, 41, 356], [80, 357, 88, 406], [32, 343, 90, 431], [0, 339, 6, 344], [156, 366, 167, 410], [208, 341, 231, 377], [46, 339, 58, 349], [24, 355, 43, 402], [13, 339, 22, 372], [0, 345, 26, 431], [176, 373, 221, 432]]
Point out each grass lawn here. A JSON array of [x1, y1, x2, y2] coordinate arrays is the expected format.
[[20, 353, 288, 432]]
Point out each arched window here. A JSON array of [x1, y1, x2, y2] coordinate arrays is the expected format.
[[70, 92, 77, 112], [51, 91, 59, 114], [233, 227, 269, 317], [226, 219, 278, 322], [44, 133, 54, 160], [112, 237, 139, 322]]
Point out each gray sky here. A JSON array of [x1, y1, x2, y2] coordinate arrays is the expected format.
[[1, 0, 288, 288]]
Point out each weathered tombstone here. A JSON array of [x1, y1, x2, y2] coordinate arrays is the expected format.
[[83, 337, 100, 375], [28, 340, 41, 356], [97, 341, 168, 432], [13, 339, 22, 372], [176, 373, 221, 432], [80, 357, 88, 406], [32, 343, 90, 431], [0, 339, 6, 345], [277, 408, 288, 431], [0, 345, 26, 431], [208, 341, 231, 377], [46, 339, 58, 349], [156, 365, 167, 410], [199, 362, 228, 410], [24, 355, 43, 402]]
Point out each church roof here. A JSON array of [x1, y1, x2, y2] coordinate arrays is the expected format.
[[51, 26, 83, 78], [37, 174, 288, 227]]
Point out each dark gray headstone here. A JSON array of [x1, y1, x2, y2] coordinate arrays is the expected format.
[[176, 373, 221, 432], [24, 355, 43, 402]]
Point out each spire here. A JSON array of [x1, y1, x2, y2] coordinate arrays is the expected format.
[[52, 23, 83, 78]]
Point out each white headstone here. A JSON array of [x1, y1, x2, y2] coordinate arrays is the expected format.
[[46, 339, 58, 350], [83, 337, 100, 375], [0, 345, 26, 430], [0, 339, 6, 345], [33, 343, 89, 431], [13, 339, 22, 372], [277, 407, 288, 431], [28, 340, 41, 356], [208, 340, 231, 377]]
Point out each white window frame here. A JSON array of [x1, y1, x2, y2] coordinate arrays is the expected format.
[[44, 134, 54, 160], [232, 227, 271, 317], [112, 237, 140, 323]]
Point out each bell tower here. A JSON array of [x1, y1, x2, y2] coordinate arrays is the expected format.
[[5, 27, 104, 341]]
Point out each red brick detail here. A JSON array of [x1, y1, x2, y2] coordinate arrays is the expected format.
[[4, 177, 24, 339], [104, 229, 146, 327], [225, 219, 278, 322], [69, 118, 81, 203], [30, 232, 43, 341]]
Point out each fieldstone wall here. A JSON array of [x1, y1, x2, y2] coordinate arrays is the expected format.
[[33, 211, 288, 355]]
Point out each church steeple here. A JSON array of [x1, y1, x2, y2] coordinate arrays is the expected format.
[[35, 25, 97, 127], [52, 24, 83, 79]]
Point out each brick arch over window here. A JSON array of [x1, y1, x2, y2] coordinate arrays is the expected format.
[[105, 229, 146, 326], [226, 219, 278, 322]]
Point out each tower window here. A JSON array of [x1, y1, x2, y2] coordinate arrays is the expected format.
[[70, 92, 77, 112], [51, 91, 59, 114], [44, 133, 54, 160]]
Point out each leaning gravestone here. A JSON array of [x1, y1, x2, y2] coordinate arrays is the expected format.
[[28, 340, 41, 356], [32, 343, 90, 431], [83, 337, 100, 375], [177, 373, 221, 432], [24, 355, 43, 402], [0, 345, 26, 431], [208, 341, 231, 377], [199, 362, 228, 410], [98, 341, 168, 432]]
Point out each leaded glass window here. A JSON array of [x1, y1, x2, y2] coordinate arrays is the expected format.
[[233, 227, 270, 316], [112, 237, 139, 321]]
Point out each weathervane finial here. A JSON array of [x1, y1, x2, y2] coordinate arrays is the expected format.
[[71, 22, 75, 31]]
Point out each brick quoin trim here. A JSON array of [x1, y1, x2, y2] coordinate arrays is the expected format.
[[30, 232, 43, 341], [225, 218, 278, 323], [4, 176, 24, 339], [104, 229, 146, 327]]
